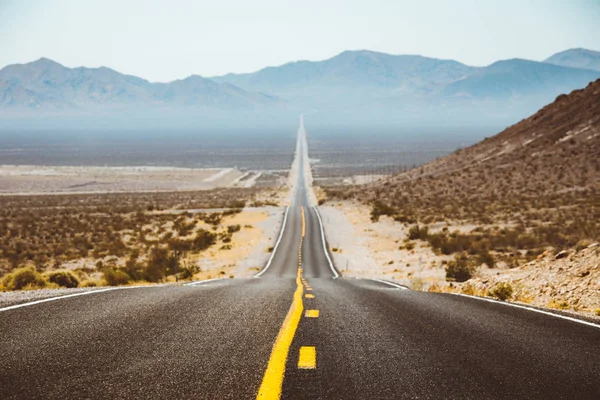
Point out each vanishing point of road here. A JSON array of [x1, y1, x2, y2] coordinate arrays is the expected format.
[[1, 118, 599, 399]]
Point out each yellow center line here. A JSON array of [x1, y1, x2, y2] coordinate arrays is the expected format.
[[305, 293, 315, 299], [257, 207, 306, 400], [305, 309, 319, 318]]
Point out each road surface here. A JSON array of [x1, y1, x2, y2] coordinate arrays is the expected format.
[[1, 119, 599, 399]]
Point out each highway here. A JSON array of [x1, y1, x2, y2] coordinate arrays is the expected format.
[[1, 120, 599, 399]]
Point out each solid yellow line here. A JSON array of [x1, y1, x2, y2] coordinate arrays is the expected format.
[[256, 263, 304, 399], [298, 346, 316, 369], [305, 294, 315, 299], [305, 309, 319, 318]]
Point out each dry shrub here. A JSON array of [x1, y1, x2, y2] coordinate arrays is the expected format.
[[103, 268, 131, 286], [445, 253, 476, 282], [45, 270, 80, 288], [488, 282, 514, 301], [2, 265, 47, 290]]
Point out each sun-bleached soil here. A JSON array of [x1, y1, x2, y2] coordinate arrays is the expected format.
[[0, 165, 254, 194], [319, 200, 448, 286]]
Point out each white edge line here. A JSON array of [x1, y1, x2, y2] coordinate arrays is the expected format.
[[313, 206, 340, 279], [183, 278, 226, 286], [0, 285, 160, 313], [453, 293, 600, 330], [254, 206, 290, 278], [371, 279, 409, 290]]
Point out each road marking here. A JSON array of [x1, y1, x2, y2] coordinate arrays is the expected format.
[[305, 309, 319, 318], [297, 346, 316, 369], [371, 279, 409, 290], [255, 206, 290, 278], [301, 206, 306, 237], [453, 293, 600, 330], [305, 294, 315, 299], [0, 285, 162, 313], [312, 206, 340, 278], [257, 255, 304, 398]]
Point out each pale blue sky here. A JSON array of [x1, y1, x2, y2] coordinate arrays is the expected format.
[[1, 0, 599, 82]]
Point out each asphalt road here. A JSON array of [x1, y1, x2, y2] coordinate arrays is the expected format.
[[1, 119, 599, 399]]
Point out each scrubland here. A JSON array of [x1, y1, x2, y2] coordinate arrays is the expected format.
[[321, 80, 600, 316], [0, 188, 284, 292]]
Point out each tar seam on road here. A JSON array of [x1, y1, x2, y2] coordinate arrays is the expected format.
[[255, 206, 290, 278], [0, 285, 163, 313], [256, 216, 305, 399], [312, 206, 340, 278], [370, 279, 409, 290], [453, 293, 600, 330]]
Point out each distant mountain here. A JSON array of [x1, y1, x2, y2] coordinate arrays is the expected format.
[[2, 49, 600, 129], [0, 58, 284, 113], [441, 58, 600, 99], [213, 49, 600, 124], [545, 48, 600, 72], [213, 50, 475, 108]]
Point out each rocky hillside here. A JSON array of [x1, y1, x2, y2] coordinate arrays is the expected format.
[[325, 79, 600, 315], [375, 78, 599, 226], [327, 78, 600, 262]]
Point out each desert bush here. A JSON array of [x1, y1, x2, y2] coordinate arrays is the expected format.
[[179, 263, 201, 280], [45, 270, 80, 288], [445, 253, 475, 282], [2, 265, 47, 290], [103, 268, 131, 286], [80, 279, 100, 287], [488, 282, 514, 301], [477, 251, 496, 268], [408, 225, 429, 241], [227, 224, 241, 234], [370, 200, 397, 222]]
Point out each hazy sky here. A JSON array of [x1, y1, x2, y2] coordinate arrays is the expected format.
[[1, 0, 599, 82]]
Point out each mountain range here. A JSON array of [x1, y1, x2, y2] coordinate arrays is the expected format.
[[0, 58, 283, 113], [1, 48, 599, 128]]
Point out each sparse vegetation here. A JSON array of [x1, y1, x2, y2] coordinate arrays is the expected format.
[[103, 268, 131, 286], [488, 282, 514, 301], [0, 188, 261, 288], [45, 270, 80, 288], [2, 265, 47, 290], [445, 253, 476, 282]]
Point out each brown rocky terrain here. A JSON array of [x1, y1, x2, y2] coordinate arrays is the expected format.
[[324, 79, 600, 315]]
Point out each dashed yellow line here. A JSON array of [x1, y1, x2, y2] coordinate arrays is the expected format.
[[301, 207, 306, 237], [298, 346, 316, 369], [305, 309, 319, 318], [305, 293, 315, 299]]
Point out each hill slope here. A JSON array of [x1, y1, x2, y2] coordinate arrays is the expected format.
[[364, 78, 600, 229], [324, 79, 600, 314]]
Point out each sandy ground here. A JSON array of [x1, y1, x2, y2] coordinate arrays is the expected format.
[[185, 206, 285, 280], [319, 199, 600, 318], [319, 200, 449, 287], [0, 165, 270, 194]]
